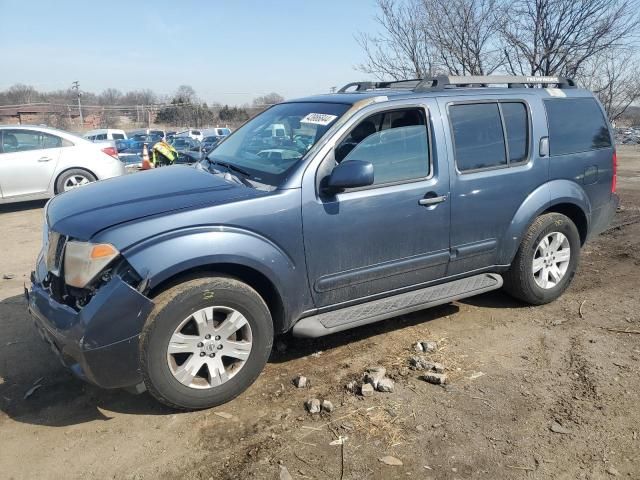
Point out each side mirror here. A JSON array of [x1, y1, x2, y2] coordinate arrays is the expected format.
[[326, 160, 374, 191]]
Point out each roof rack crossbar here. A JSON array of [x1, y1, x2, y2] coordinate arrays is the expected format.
[[337, 79, 423, 93], [338, 75, 576, 93]]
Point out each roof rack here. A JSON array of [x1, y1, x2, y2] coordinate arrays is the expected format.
[[338, 75, 576, 93], [337, 79, 423, 92]]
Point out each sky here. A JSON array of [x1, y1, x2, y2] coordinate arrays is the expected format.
[[0, 0, 381, 105]]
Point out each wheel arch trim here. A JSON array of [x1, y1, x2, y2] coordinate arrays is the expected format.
[[499, 179, 591, 265]]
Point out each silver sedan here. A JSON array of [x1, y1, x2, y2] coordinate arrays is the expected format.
[[0, 125, 126, 204]]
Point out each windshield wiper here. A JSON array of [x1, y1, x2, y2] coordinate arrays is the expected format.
[[205, 158, 254, 187], [208, 158, 251, 177]]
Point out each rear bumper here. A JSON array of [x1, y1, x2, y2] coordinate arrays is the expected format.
[[588, 193, 620, 239], [26, 263, 154, 389]]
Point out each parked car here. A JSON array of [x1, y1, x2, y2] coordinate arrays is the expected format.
[[201, 135, 224, 154], [0, 125, 125, 203], [175, 129, 204, 142], [83, 129, 127, 141], [203, 127, 232, 138], [128, 128, 166, 140], [170, 137, 203, 164], [27, 75, 618, 410]]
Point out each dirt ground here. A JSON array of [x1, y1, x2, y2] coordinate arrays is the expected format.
[[1, 147, 639, 480]]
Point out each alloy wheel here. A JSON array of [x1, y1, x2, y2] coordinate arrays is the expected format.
[[532, 231, 571, 289], [166, 306, 253, 389], [63, 175, 91, 191]]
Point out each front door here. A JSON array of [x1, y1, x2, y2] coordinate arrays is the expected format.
[[302, 102, 451, 308], [0, 129, 63, 199]]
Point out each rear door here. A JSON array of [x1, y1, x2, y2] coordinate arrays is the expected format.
[[0, 129, 64, 199], [438, 95, 549, 274]]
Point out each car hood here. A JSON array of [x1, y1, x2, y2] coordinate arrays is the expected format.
[[47, 166, 264, 240]]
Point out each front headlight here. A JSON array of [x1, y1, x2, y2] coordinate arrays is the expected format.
[[64, 241, 119, 288]]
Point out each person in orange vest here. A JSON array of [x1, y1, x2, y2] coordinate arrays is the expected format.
[[151, 140, 178, 167]]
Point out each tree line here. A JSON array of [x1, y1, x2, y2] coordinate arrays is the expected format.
[[358, 0, 640, 120], [0, 84, 285, 128]]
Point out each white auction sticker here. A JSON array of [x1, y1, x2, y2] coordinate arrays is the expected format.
[[300, 113, 338, 126]]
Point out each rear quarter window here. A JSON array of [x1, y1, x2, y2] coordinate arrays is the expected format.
[[544, 98, 612, 155]]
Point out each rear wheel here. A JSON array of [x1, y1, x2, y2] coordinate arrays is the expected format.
[[503, 213, 581, 305], [55, 168, 97, 193], [140, 276, 273, 410]]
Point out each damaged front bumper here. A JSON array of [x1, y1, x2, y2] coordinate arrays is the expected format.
[[26, 259, 154, 389]]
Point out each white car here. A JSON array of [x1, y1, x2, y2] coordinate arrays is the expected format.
[[0, 125, 126, 204], [83, 128, 128, 141]]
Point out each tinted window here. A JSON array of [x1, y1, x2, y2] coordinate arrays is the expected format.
[[501, 102, 528, 163], [112, 133, 125, 140], [341, 109, 429, 185], [545, 98, 612, 155], [450, 103, 506, 171]]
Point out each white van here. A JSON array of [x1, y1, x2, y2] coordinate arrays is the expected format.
[[175, 129, 204, 142], [83, 129, 127, 141]]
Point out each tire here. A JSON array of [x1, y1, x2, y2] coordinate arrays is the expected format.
[[55, 168, 97, 194], [140, 276, 273, 410], [503, 213, 581, 305]]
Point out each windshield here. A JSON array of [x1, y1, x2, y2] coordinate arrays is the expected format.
[[205, 102, 349, 186]]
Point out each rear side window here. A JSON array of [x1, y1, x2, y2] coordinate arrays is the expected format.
[[450, 103, 506, 171], [112, 133, 125, 140], [545, 98, 612, 155]]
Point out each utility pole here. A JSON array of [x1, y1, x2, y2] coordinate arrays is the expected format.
[[71, 81, 83, 127]]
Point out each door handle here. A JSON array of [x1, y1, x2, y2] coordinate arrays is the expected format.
[[419, 195, 447, 206], [38, 157, 53, 162]]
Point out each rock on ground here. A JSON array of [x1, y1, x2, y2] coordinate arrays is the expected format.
[[293, 375, 307, 388], [364, 366, 386, 388], [379, 455, 403, 466], [305, 398, 321, 414], [321, 400, 334, 412], [361, 383, 374, 397], [376, 378, 395, 392], [409, 357, 445, 372], [421, 372, 447, 385], [420, 340, 438, 353]]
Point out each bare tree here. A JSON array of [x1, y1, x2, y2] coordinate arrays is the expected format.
[[99, 88, 123, 105], [422, 0, 504, 75], [579, 48, 640, 120], [252, 92, 284, 106], [356, 0, 436, 80], [5, 84, 39, 104], [500, 0, 640, 77], [173, 85, 197, 104]]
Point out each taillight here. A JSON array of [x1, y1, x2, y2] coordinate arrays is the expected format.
[[612, 150, 617, 193], [101, 146, 118, 159]]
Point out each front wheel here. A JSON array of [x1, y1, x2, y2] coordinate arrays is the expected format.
[[503, 213, 581, 305], [140, 276, 273, 410]]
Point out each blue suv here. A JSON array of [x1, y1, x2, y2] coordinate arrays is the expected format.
[[27, 76, 619, 409]]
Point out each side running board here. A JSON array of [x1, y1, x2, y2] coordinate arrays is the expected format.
[[292, 273, 503, 338]]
